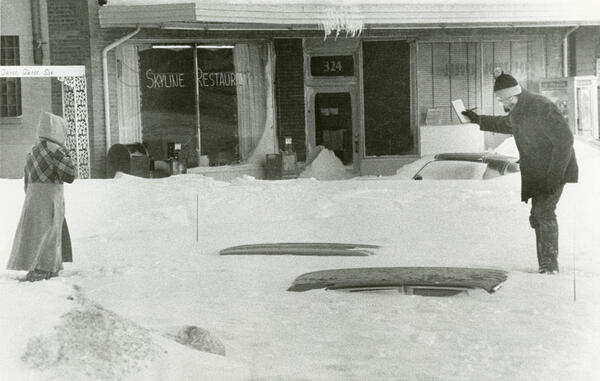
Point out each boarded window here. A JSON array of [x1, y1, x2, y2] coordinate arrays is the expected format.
[[417, 42, 479, 125], [418, 39, 542, 123], [0, 36, 22, 117], [481, 41, 530, 115]]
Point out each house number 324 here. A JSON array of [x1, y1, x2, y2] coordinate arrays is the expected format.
[[323, 60, 342, 72]]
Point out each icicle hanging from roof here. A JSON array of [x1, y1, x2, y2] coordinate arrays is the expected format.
[[320, 7, 364, 40]]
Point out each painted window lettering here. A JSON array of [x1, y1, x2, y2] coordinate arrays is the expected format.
[[145, 69, 185, 89], [197, 68, 237, 87]]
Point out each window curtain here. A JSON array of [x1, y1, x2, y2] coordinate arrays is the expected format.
[[234, 43, 269, 161], [116, 45, 142, 144]]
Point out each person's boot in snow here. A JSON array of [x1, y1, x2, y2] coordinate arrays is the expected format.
[[23, 269, 58, 282], [538, 221, 560, 274], [534, 228, 547, 273]]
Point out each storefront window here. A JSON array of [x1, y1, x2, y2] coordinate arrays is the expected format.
[[197, 47, 238, 165], [138, 42, 270, 167], [362, 40, 414, 156], [139, 45, 197, 164]]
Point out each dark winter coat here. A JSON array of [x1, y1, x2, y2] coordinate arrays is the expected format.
[[479, 89, 578, 202]]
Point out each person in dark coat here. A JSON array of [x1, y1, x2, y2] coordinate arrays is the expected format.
[[7, 112, 76, 282], [462, 72, 578, 274]]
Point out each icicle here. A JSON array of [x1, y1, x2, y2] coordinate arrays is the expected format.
[[320, 8, 363, 41]]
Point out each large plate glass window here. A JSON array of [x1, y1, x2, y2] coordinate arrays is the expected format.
[[362, 40, 413, 156], [139, 45, 197, 163], [138, 43, 269, 167], [196, 47, 238, 165]]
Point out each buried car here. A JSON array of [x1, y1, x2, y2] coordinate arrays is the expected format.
[[412, 152, 520, 180]]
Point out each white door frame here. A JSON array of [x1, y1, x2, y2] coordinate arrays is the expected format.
[[305, 84, 361, 172]]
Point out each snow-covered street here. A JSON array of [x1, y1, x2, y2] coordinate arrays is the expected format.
[[1, 139, 600, 380]]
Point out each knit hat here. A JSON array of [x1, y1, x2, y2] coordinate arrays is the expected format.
[[493, 72, 522, 99], [37, 112, 68, 145]]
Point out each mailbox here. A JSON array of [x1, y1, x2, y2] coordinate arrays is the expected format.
[[106, 143, 151, 178]]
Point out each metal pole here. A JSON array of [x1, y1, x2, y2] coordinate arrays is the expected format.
[[193, 43, 202, 164]]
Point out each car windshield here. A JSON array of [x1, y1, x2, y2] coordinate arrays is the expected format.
[[413, 160, 493, 180]]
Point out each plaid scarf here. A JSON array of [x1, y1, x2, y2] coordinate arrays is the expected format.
[[25, 140, 76, 186]]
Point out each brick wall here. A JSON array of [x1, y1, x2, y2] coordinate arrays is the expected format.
[[46, 0, 98, 175], [47, 0, 91, 115], [0, 0, 53, 178], [274, 39, 307, 161]]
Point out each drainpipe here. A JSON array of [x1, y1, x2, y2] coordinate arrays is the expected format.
[[30, 0, 43, 64], [563, 25, 579, 77], [102, 26, 141, 152]]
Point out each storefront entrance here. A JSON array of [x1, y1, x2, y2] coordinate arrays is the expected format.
[[306, 86, 360, 171], [314, 92, 353, 164]]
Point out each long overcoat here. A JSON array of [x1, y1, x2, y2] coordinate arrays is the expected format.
[[479, 89, 578, 202], [7, 113, 76, 273]]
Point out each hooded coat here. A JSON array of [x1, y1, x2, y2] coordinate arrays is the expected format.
[[7, 112, 76, 273], [478, 89, 578, 202]]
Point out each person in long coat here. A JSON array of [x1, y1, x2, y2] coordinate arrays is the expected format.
[[462, 72, 578, 274], [7, 112, 76, 282]]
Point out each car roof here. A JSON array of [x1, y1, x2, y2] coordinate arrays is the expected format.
[[433, 152, 518, 164], [429, 152, 520, 175]]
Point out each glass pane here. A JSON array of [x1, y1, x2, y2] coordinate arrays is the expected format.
[[362, 41, 413, 156], [139, 46, 197, 165], [196, 47, 239, 166], [414, 161, 488, 180], [315, 92, 352, 164]]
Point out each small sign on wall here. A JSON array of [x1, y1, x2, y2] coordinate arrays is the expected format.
[[0, 65, 85, 77], [425, 108, 446, 126], [310, 55, 354, 77]]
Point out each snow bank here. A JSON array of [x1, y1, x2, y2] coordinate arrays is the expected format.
[[0, 279, 249, 381], [298, 146, 351, 180]]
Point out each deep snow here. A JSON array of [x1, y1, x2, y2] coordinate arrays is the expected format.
[[1, 139, 600, 380]]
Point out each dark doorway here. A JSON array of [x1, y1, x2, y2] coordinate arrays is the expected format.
[[314, 92, 353, 164]]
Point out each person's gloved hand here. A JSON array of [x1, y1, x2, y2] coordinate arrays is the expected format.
[[462, 109, 480, 124]]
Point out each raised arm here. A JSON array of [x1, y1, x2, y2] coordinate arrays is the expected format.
[[462, 109, 513, 135]]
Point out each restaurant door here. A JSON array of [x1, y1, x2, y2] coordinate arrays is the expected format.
[[306, 85, 360, 172]]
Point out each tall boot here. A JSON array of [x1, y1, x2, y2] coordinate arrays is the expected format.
[[534, 227, 550, 273], [539, 221, 559, 273]]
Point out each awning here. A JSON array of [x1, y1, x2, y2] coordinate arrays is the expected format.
[[99, 0, 600, 33]]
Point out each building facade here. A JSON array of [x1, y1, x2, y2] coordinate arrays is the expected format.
[[2, 0, 600, 179]]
